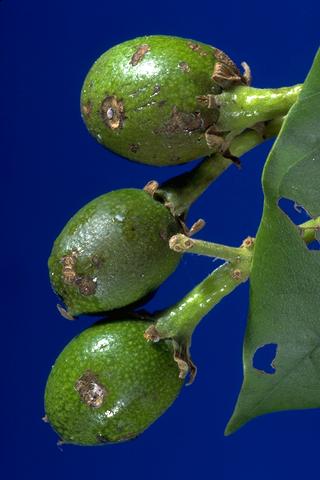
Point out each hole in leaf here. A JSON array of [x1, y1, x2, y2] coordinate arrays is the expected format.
[[278, 198, 311, 224], [306, 239, 320, 250], [253, 343, 277, 374], [278, 198, 319, 250]]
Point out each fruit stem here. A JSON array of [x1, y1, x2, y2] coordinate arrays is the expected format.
[[216, 84, 302, 132], [151, 252, 252, 341], [145, 215, 318, 344], [157, 117, 284, 217], [168, 216, 319, 260], [169, 233, 251, 262]]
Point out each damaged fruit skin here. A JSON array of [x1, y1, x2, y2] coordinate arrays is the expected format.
[[81, 35, 223, 166], [48, 189, 182, 316], [44, 319, 183, 445]]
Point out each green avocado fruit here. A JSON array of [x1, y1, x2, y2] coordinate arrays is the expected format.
[[48, 189, 182, 317], [81, 35, 223, 166], [44, 319, 183, 445]]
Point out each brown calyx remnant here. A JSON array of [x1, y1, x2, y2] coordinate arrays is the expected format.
[[160, 106, 204, 135], [241, 236, 255, 249], [178, 61, 190, 73], [173, 340, 197, 385], [130, 44, 151, 66], [187, 42, 208, 57], [81, 101, 92, 117], [75, 370, 107, 409], [100, 95, 125, 130], [212, 48, 251, 89], [143, 180, 159, 197]]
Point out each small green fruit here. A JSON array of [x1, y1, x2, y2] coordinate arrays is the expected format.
[[80, 35, 242, 166], [44, 319, 183, 445], [48, 189, 182, 317]]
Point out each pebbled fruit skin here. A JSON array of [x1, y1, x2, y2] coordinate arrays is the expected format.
[[48, 189, 182, 316], [81, 35, 221, 166], [45, 319, 183, 445]]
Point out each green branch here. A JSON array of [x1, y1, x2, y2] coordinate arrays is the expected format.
[[157, 117, 284, 217], [148, 216, 318, 348]]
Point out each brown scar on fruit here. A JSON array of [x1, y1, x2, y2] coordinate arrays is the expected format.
[[76, 276, 97, 296], [178, 61, 190, 72], [187, 42, 208, 56], [61, 252, 78, 284], [160, 106, 204, 135], [100, 95, 124, 130], [81, 100, 92, 117], [75, 370, 107, 409], [130, 44, 151, 66], [61, 251, 97, 296]]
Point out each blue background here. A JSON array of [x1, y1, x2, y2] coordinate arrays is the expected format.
[[1, 0, 319, 478]]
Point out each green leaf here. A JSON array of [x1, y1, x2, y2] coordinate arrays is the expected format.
[[226, 49, 320, 435]]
